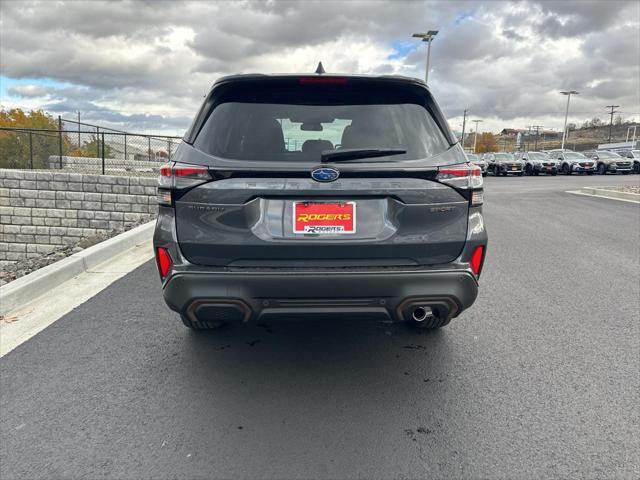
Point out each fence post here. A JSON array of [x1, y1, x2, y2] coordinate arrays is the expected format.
[[101, 132, 106, 175], [124, 134, 127, 160], [148, 136, 151, 161], [167, 139, 171, 161], [58, 115, 63, 169], [29, 131, 34, 169], [96, 127, 100, 158]]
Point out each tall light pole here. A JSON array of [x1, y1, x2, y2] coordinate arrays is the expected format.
[[412, 30, 438, 83], [560, 90, 578, 150], [472, 119, 483, 153]]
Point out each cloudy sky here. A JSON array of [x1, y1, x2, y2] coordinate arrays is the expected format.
[[1, 0, 638, 135]]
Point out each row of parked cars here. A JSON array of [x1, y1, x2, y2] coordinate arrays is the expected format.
[[467, 149, 640, 177]]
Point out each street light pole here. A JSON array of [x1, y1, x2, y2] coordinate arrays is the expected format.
[[412, 30, 438, 83], [560, 90, 578, 150], [472, 119, 483, 153]]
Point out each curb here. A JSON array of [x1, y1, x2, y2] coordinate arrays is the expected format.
[[0, 221, 156, 315], [580, 187, 640, 202]]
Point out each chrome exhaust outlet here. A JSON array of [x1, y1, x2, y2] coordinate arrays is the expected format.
[[411, 306, 433, 322]]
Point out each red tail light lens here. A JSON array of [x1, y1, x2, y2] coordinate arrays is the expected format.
[[470, 245, 485, 276], [436, 163, 483, 205], [158, 162, 211, 206], [156, 247, 172, 280]]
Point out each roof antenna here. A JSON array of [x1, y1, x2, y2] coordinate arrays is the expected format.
[[315, 62, 326, 74]]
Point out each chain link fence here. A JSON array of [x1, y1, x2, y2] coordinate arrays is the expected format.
[[0, 116, 182, 176]]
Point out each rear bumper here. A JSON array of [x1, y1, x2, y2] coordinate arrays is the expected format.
[[571, 165, 596, 172], [162, 269, 479, 324], [533, 165, 557, 173], [496, 164, 523, 174]]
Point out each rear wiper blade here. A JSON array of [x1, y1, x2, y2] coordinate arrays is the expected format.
[[320, 148, 407, 163]]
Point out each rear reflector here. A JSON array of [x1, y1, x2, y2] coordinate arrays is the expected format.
[[156, 247, 173, 280], [470, 246, 485, 276]]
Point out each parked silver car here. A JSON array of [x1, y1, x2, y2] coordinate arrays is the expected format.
[[466, 153, 488, 176], [616, 149, 640, 174], [552, 151, 596, 175]]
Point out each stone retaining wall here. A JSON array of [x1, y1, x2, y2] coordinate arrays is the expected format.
[[0, 169, 157, 265]]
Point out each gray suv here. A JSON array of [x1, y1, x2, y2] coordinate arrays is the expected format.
[[485, 153, 524, 176], [583, 150, 632, 175], [153, 73, 487, 330], [517, 151, 558, 175], [554, 151, 596, 175]]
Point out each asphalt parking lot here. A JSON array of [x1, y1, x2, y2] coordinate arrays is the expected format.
[[1, 174, 639, 479]]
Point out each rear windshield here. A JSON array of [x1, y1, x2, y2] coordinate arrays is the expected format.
[[193, 83, 450, 163], [494, 153, 513, 161], [528, 152, 548, 160]]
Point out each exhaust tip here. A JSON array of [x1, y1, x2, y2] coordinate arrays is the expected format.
[[412, 306, 432, 322]]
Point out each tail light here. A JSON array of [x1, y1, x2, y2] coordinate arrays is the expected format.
[[299, 77, 348, 85], [436, 163, 483, 206], [470, 245, 485, 276], [156, 247, 173, 280], [158, 162, 211, 206]]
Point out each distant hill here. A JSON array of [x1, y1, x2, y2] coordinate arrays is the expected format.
[[462, 122, 640, 152]]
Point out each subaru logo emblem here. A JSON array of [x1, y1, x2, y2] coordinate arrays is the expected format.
[[311, 167, 339, 182]]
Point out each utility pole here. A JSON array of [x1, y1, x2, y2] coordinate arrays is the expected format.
[[606, 105, 620, 142], [472, 119, 483, 153], [460, 108, 468, 149], [412, 30, 439, 83], [560, 90, 578, 150], [529, 125, 543, 150]]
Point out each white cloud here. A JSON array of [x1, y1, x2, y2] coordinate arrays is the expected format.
[[0, 0, 638, 134]]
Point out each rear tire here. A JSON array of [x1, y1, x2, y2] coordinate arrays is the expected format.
[[180, 315, 225, 330], [598, 163, 606, 175], [564, 164, 571, 175]]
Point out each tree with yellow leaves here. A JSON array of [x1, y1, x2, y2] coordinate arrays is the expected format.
[[474, 132, 499, 153], [0, 108, 67, 169]]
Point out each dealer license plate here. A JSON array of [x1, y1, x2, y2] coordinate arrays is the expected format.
[[293, 202, 356, 234]]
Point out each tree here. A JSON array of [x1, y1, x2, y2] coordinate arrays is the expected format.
[[0, 108, 72, 169], [474, 132, 499, 153]]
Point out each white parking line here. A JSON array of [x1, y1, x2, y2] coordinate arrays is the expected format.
[[566, 190, 640, 204], [0, 242, 154, 357]]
